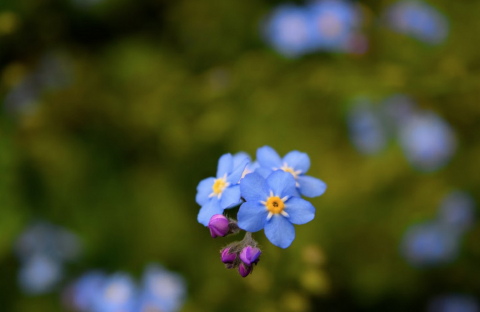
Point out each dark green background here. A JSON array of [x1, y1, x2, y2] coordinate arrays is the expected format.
[[0, 0, 479, 311]]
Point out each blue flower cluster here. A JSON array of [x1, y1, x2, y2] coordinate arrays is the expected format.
[[14, 221, 82, 295], [401, 191, 476, 267], [262, 0, 365, 58], [196, 146, 326, 249], [347, 95, 456, 172], [261, 0, 449, 58], [66, 264, 186, 312], [384, 0, 449, 45]]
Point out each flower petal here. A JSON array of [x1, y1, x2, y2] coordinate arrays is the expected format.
[[283, 150, 310, 173], [266, 170, 297, 198], [217, 153, 233, 178], [233, 152, 251, 168], [197, 198, 224, 226], [256, 146, 282, 169], [220, 185, 242, 209], [227, 158, 249, 184], [284, 197, 315, 225], [297, 175, 327, 198], [195, 177, 215, 206], [240, 172, 269, 202], [264, 215, 295, 248], [237, 201, 268, 232], [254, 167, 273, 179]]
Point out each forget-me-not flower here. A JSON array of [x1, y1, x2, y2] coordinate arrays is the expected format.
[[401, 222, 459, 267], [428, 294, 479, 312], [262, 4, 313, 58], [18, 254, 63, 295], [398, 111, 456, 172], [196, 153, 249, 226], [384, 1, 449, 45], [237, 170, 316, 248], [69, 271, 106, 311], [255, 146, 326, 198], [91, 273, 136, 312], [307, 0, 361, 52], [437, 191, 476, 233], [137, 264, 186, 312], [347, 99, 388, 155]]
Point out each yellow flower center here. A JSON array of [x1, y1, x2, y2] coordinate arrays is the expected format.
[[265, 196, 285, 214], [212, 178, 227, 195]]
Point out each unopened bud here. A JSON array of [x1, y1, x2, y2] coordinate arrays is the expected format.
[[208, 214, 230, 238], [221, 247, 237, 264], [238, 263, 252, 278], [239, 246, 261, 266]]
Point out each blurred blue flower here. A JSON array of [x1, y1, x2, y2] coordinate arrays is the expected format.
[[347, 99, 388, 155], [137, 265, 186, 312], [262, 4, 313, 58], [196, 153, 249, 226], [398, 111, 456, 172], [307, 0, 362, 52], [91, 273, 136, 312], [437, 191, 476, 233], [15, 221, 82, 263], [68, 271, 106, 312], [237, 170, 316, 248], [401, 222, 459, 267], [256, 146, 326, 198], [384, 1, 449, 44], [428, 294, 479, 312], [18, 254, 63, 295]]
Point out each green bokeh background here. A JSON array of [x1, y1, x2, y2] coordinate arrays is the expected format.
[[1, 0, 479, 311]]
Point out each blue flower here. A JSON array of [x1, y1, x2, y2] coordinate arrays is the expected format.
[[91, 273, 137, 312], [384, 1, 449, 45], [233, 152, 260, 179], [262, 4, 313, 58], [428, 294, 479, 312], [401, 222, 459, 267], [307, 0, 361, 52], [398, 111, 456, 172], [255, 146, 326, 198], [69, 271, 106, 311], [347, 99, 388, 155], [137, 264, 186, 312], [196, 153, 249, 226], [18, 254, 63, 295], [237, 170, 316, 248], [437, 191, 476, 233]]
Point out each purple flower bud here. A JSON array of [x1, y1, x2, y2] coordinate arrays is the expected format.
[[208, 214, 229, 238], [221, 248, 237, 264], [239, 246, 261, 265], [238, 263, 252, 278]]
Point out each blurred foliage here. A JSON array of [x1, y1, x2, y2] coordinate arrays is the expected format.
[[1, 0, 480, 311]]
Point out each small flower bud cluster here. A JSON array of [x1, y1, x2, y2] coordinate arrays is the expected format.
[[220, 233, 261, 278]]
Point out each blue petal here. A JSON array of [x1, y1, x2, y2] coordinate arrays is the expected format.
[[256, 146, 282, 169], [220, 185, 242, 209], [297, 175, 327, 198], [195, 177, 215, 206], [283, 150, 310, 173], [217, 153, 233, 178], [197, 198, 224, 226], [255, 167, 273, 178], [266, 170, 297, 198], [284, 197, 315, 224], [227, 158, 249, 184], [240, 172, 269, 202], [232, 152, 251, 168], [264, 215, 295, 248], [237, 201, 268, 232]]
